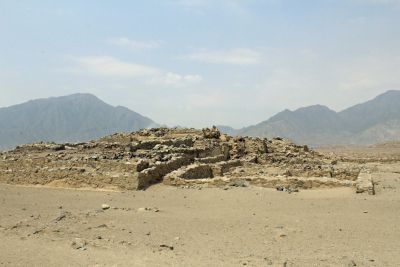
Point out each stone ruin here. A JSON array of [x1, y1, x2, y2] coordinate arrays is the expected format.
[[0, 127, 372, 193]]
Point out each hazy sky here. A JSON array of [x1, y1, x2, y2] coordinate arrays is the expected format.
[[1, 0, 400, 127]]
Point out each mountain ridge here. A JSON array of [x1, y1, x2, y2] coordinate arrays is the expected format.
[[218, 90, 400, 146], [0, 93, 157, 150], [2, 91, 399, 149]]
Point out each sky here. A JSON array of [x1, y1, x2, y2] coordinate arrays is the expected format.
[[1, 0, 400, 128]]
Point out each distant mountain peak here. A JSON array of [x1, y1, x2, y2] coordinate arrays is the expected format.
[[375, 90, 400, 99], [53, 93, 105, 103], [21, 93, 103, 107], [0, 94, 156, 150], [220, 90, 400, 146], [299, 104, 330, 110], [64, 93, 99, 99]]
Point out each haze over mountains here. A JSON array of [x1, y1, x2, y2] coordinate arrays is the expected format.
[[0, 94, 156, 150], [1, 90, 400, 150], [218, 90, 400, 146]]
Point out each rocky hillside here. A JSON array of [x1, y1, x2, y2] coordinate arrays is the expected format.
[[220, 90, 400, 146], [0, 94, 157, 150]]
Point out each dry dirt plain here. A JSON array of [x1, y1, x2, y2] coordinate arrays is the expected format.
[[1, 143, 400, 266]]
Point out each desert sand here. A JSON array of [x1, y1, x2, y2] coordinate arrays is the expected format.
[[0, 161, 399, 266], [1, 133, 400, 266]]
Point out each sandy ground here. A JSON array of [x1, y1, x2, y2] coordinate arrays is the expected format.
[[0, 161, 400, 266]]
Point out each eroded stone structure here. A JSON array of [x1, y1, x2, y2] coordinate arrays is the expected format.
[[0, 127, 364, 191]]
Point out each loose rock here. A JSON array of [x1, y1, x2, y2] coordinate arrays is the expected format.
[[101, 204, 110, 210]]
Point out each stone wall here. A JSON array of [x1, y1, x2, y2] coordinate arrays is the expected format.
[[0, 127, 363, 192], [137, 156, 194, 189], [356, 170, 375, 195]]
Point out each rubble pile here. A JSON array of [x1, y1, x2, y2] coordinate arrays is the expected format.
[[0, 127, 361, 191]]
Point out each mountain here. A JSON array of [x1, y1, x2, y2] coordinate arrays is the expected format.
[[219, 90, 400, 146], [2, 91, 399, 149], [215, 125, 241, 136], [0, 94, 157, 150], [339, 90, 400, 133]]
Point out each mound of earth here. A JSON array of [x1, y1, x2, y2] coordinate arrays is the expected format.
[[0, 127, 368, 192]]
